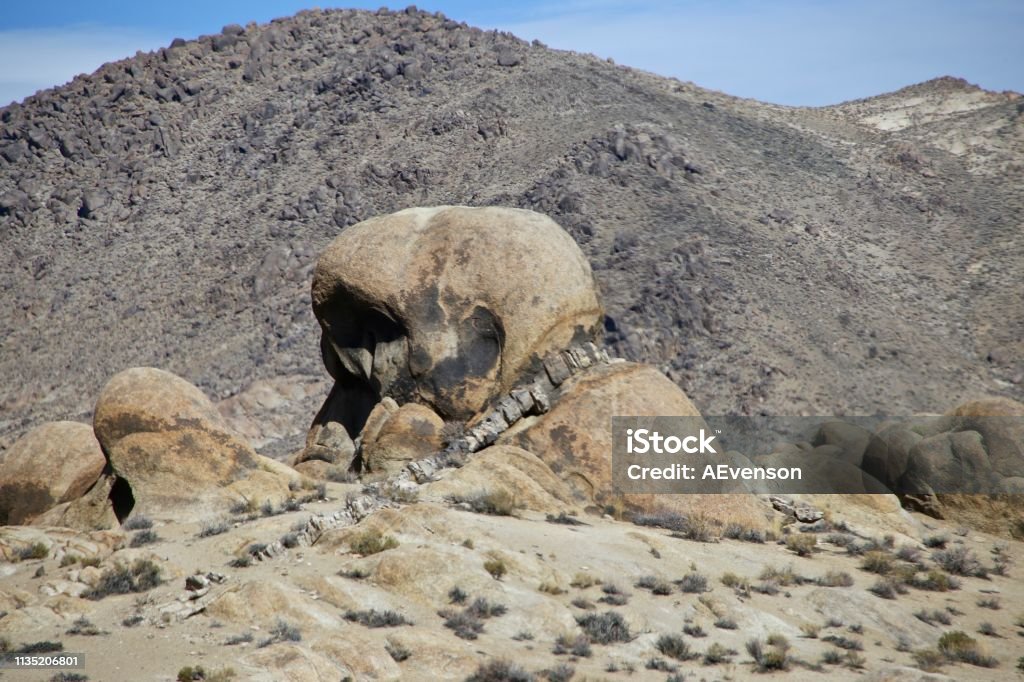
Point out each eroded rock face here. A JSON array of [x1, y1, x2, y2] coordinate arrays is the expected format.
[[0, 422, 106, 525], [502, 361, 769, 528], [309, 206, 603, 437], [92, 367, 282, 520]]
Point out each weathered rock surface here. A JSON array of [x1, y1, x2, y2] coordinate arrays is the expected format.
[[92, 367, 290, 520], [358, 402, 445, 476], [503, 361, 769, 528], [310, 206, 603, 437], [0, 421, 105, 525]]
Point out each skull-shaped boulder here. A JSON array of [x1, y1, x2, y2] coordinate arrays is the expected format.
[[310, 206, 604, 441]]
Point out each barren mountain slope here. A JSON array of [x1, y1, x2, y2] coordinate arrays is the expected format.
[[0, 8, 1021, 456]]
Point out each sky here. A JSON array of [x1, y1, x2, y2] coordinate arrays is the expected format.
[[1, 1, 1022, 108]]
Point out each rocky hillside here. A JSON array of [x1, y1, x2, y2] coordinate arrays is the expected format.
[[1, 7, 1022, 457]]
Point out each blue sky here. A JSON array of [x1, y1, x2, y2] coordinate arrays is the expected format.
[[1, 1, 1022, 107]]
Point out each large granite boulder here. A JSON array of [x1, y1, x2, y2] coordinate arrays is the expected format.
[[308, 206, 603, 443], [92, 367, 293, 520], [0, 421, 106, 525]]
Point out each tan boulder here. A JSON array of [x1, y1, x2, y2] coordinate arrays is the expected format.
[[502, 361, 769, 529], [359, 402, 445, 475], [421, 445, 576, 514], [0, 421, 106, 525], [30, 475, 119, 531], [92, 367, 283, 520], [310, 206, 604, 435]]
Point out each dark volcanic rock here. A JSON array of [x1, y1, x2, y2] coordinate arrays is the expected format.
[[0, 7, 1020, 457]]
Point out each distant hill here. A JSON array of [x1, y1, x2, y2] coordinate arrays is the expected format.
[[1, 7, 1021, 457]]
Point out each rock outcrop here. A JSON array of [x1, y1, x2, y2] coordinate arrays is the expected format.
[[0, 421, 106, 525]]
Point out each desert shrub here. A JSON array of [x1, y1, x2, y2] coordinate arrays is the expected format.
[[569, 572, 599, 589], [753, 581, 779, 596], [176, 667, 235, 682], [121, 614, 144, 628], [457, 490, 517, 516], [123, 515, 153, 531], [978, 622, 996, 637], [656, 633, 698, 661], [817, 570, 854, 587], [462, 538, 474, 549], [512, 630, 534, 641], [570, 597, 594, 610], [229, 498, 258, 515], [575, 611, 631, 644], [676, 572, 708, 594], [16, 542, 49, 561], [539, 581, 566, 595], [80, 556, 101, 568], [83, 559, 162, 600], [682, 623, 706, 637], [448, 586, 468, 604], [257, 619, 301, 647], [937, 630, 998, 667], [13, 641, 62, 655], [280, 532, 301, 549], [914, 609, 951, 626], [799, 623, 821, 638], [129, 529, 159, 548], [848, 623, 863, 634], [635, 575, 672, 595], [722, 522, 765, 543], [845, 651, 866, 669], [746, 636, 790, 671], [868, 579, 899, 599], [546, 512, 585, 526], [439, 609, 484, 640], [259, 500, 279, 517], [933, 546, 987, 577], [314, 481, 328, 499], [541, 663, 574, 682], [822, 634, 863, 651], [349, 529, 399, 556], [198, 519, 231, 538], [66, 616, 103, 636], [860, 550, 895, 575], [465, 660, 535, 682], [720, 572, 746, 588], [49, 674, 89, 682], [282, 497, 303, 512], [703, 642, 736, 664], [598, 583, 628, 605], [343, 609, 411, 628], [923, 534, 948, 548], [714, 617, 738, 630], [896, 545, 923, 564], [824, 617, 843, 628], [645, 658, 677, 672], [228, 555, 252, 568], [758, 565, 806, 586], [785, 533, 817, 556], [224, 632, 253, 645], [484, 558, 507, 580], [913, 648, 946, 672], [824, 533, 857, 548], [821, 649, 842, 665], [977, 596, 1000, 610], [386, 640, 411, 662], [466, 598, 508, 619], [553, 633, 592, 657], [633, 511, 715, 541], [909, 568, 960, 592], [338, 566, 369, 579]]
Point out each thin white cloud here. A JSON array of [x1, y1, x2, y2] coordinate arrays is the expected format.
[[0, 25, 173, 106]]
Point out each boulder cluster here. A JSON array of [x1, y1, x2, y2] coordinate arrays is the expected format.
[[1, 206, 1020, 539]]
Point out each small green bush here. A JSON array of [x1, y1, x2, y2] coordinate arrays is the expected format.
[[349, 530, 399, 556]]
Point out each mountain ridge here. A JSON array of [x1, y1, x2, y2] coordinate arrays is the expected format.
[[1, 6, 1020, 458]]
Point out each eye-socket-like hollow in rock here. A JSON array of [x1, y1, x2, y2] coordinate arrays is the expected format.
[[308, 206, 605, 445]]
